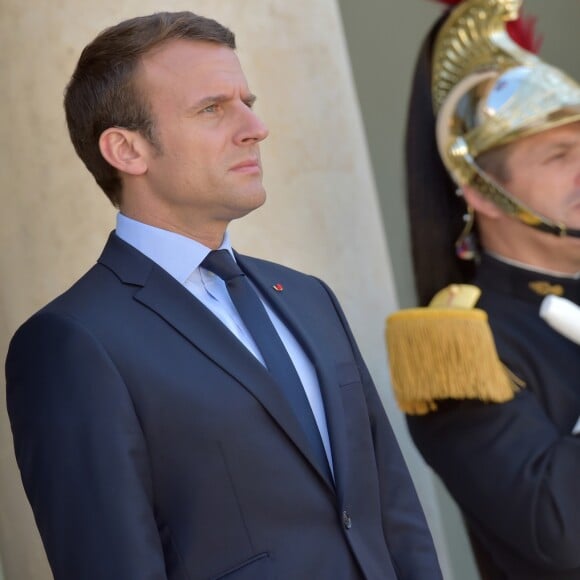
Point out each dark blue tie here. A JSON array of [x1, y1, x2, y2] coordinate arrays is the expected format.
[[201, 250, 330, 479]]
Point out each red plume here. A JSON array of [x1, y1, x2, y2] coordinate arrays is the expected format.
[[507, 13, 543, 54], [429, 1, 543, 54]]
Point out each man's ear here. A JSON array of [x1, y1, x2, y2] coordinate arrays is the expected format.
[[462, 185, 503, 219], [98, 128, 149, 176]]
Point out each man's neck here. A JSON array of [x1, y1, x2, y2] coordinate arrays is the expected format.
[[119, 209, 228, 250]]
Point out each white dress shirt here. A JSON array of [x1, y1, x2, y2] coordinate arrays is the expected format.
[[115, 213, 333, 472]]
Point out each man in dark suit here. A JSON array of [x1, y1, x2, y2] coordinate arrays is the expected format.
[[6, 11, 441, 579]]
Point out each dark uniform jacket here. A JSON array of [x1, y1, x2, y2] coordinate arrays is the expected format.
[[408, 254, 580, 579]]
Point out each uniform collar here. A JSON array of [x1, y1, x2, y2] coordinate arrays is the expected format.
[[476, 253, 580, 306]]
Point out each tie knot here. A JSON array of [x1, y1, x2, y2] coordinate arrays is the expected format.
[[201, 250, 244, 282]]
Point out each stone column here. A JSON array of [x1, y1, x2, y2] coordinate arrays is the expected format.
[[0, 1, 449, 578]]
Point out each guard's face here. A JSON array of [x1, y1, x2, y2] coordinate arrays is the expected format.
[[134, 39, 269, 237], [503, 121, 580, 230]]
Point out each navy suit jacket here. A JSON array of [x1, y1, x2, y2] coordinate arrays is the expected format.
[[6, 233, 440, 580]]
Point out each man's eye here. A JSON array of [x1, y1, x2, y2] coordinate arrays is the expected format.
[[546, 152, 567, 164], [202, 104, 218, 113], [542, 150, 568, 164]]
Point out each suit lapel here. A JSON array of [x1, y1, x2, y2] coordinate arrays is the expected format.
[[99, 234, 334, 490], [237, 254, 349, 501]]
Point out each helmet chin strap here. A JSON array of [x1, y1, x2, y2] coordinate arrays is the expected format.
[[465, 153, 580, 238]]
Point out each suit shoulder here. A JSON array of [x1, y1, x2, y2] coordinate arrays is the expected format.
[[10, 262, 122, 342]]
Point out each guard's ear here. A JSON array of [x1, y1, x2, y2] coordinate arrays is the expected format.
[[98, 128, 149, 176], [462, 185, 503, 219]]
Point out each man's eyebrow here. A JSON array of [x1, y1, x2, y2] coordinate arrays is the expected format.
[[546, 140, 575, 149], [190, 93, 257, 110], [190, 94, 229, 110], [537, 140, 577, 156]]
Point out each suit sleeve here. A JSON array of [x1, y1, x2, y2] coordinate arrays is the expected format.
[[408, 388, 580, 572], [6, 310, 168, 580], [316, 279, 442, 579]]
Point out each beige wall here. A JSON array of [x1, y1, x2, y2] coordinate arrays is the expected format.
[[0, 1, 448, 578]]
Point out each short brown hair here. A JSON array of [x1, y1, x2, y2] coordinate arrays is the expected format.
[[64, 12, 236, 206]]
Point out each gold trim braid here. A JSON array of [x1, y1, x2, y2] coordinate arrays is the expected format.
[[385, 285, 519, 415]]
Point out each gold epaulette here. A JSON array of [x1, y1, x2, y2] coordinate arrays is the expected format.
[[385, 284, 520, 415]]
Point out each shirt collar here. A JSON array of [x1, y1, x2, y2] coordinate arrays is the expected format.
[[115, 213, 234, 284]]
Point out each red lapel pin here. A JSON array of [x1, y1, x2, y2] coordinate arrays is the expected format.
[[272, 283, 284, 292]]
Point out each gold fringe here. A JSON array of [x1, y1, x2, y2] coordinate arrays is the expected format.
[[386, 308, 520, 415]]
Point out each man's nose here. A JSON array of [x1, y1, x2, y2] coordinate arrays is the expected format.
[[235, 106, 269, 145]]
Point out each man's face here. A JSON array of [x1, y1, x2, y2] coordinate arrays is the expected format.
[[502, 121, 580, 229], [133, 39, 269, 234]]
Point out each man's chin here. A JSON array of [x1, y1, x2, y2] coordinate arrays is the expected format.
[[244, 187, 267, 210], [226, 189, 267, 220]]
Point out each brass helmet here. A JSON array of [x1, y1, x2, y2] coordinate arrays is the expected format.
[[433, 0, 580, 237]]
